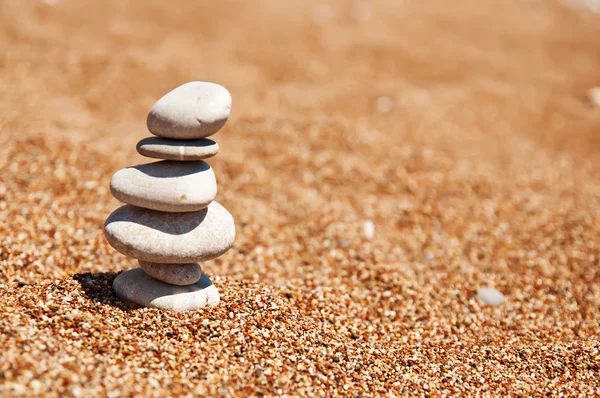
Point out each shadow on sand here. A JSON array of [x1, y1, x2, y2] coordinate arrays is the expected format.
[[72, 272, 139, 311]]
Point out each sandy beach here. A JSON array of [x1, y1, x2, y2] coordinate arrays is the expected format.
[[1, 0, 599, 395]]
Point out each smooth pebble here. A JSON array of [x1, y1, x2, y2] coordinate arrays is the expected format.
[[113, 268, 219, 311], [140, 261, 203, 286], [136, 137, 219, 161], [104, 201, 235, 263], [110, 160, 216, 212], [147, 81, 231, 139], [477, 287, 505, 306]]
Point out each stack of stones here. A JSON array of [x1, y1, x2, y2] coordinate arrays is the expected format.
[[104, 82, 236, 312]]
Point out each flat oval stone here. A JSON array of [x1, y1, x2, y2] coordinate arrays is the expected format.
[[147, 82, 232, 139], [139, 261, 202, 286], [104, 201, 235, 263], [113, 268, 219, 311], [110, 160, 216, 212], [136, 137, 219, 161]]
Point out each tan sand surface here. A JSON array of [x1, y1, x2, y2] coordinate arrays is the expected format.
[[1, 0, 599, 396]]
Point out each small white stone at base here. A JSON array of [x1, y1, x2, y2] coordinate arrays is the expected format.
[[113, 268, 219, 311]]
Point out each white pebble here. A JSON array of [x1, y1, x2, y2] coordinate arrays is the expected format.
[[104, 201, 235, 263], [110, 160, 217, 213], [147, 82, 231, 139], [113, 268, 219, 311], [139, 261, 202, 286], [477, 287, 505, 306], [363, 220, 375, 239]]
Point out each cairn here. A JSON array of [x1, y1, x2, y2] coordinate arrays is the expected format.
[[104, 82, 235, 311]]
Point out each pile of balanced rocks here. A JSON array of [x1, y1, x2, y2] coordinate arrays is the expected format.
[[104, 82, 235, 312]]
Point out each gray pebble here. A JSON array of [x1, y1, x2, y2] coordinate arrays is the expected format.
[[110, 160, 216, 212], [139, 261, 203, 286], [147, 81, 231, 139], [113, 268, 219, 311], [136, 137, 219, 161], [104, 201, 235, 263], [477, 287, 505, 306]]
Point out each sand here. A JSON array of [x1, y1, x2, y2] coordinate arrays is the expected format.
[[1, 0, 599, 396]]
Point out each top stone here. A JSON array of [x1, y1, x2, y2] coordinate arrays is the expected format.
[[147, 82, 232, 139]]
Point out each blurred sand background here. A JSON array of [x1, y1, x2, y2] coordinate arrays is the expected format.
[[1, 0, 600, 396]]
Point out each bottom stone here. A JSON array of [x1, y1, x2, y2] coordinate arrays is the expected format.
[[113, 268, 219, 311]]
